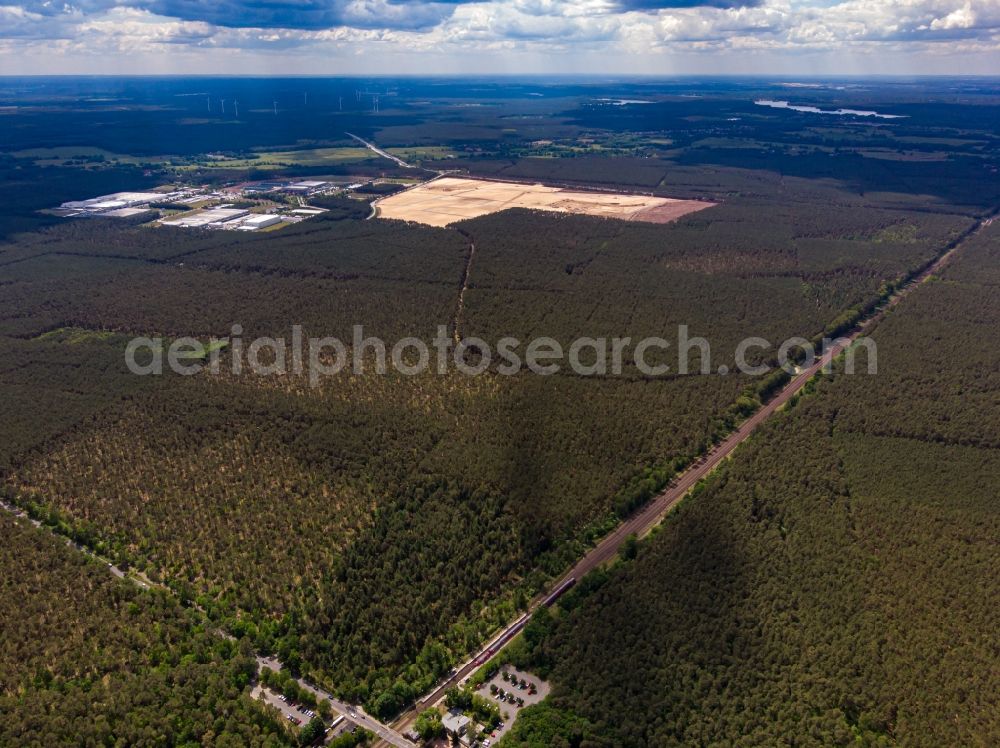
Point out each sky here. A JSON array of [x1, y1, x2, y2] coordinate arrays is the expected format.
[[1, 0, 998, 75]]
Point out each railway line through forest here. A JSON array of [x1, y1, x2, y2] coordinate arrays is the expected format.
[[1, 206, 993, 748], [388, 209, 997, 738]]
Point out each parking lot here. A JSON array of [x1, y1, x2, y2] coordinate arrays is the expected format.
[[251, 684, 318, 728], [473, 667, 550, 743]]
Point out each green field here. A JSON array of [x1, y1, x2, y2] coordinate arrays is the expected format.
[[199, 146, 377, 169], [6, 144, 379, 171], [386, 145, 456, 161]]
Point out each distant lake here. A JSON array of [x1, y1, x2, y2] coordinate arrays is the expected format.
[[755, 99, 906, 119], [594, 98, 653, 105]]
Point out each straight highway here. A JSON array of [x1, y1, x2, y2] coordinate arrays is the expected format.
[[345, 132, 414, 169]]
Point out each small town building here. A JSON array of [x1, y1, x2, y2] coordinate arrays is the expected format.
[[442, 711, 471, 737]]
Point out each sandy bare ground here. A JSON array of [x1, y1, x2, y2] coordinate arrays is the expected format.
[[375, 176, 714, 227]]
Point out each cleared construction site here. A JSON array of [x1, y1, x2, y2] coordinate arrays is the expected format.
[[374, 177, 715, 227]]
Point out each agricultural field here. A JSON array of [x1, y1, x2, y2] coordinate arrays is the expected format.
[[374, 176, 713, 227], [502, 223, 1000, 747], [8, 145, 174, 167], [385, 145, 456, 163], [5, 144, 380, 172], [199, 147, 378, 170]]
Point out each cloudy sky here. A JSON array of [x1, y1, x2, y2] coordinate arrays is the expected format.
[[1, 0, 998, 75]]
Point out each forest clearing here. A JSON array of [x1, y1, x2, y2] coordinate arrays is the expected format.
[[374, 176, 715, 227]]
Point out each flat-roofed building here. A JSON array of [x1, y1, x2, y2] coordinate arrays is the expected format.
[[285, 180, 328, 193], [442, 711, 471, 737], [239, 214, 281, 230], [161, 207, 249, 228], [103, 207, 153, 218], [61, 192, 165, 211]]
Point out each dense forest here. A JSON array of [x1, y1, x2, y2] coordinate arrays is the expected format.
[[502, 224, 1000, 746], [0, 512, 294, 747], [0, 157, 986, 718], [2, 77, 997, 730], [458, 202, 969, 365]]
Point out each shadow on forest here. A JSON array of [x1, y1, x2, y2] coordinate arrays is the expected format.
[[542, 491, 752, 747]]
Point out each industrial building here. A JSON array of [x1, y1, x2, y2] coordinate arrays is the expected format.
[[54, 184, 330, 232], [284, 180, 328, 194], [238, 214, 282, 231], [240, 179, 331, 196], [102, 207, 153, 218], [243, 181, 288, 194], [161, 207, 249, 228], [58, 191, 174, 217]]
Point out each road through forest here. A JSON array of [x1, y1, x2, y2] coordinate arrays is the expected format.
[[0, 210, 991, 748], [390, 211, 995, 738]]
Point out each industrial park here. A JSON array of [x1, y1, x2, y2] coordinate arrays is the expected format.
[[50, 179, 354, 231]]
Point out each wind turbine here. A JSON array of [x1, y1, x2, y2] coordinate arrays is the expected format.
[[206, 96, 211, 112], [234, 99, 239, 118], [339, 96, 342, 111], [273, 100, 278, 115], [220, 99, 226, 114], [303, 91, 308, 106]]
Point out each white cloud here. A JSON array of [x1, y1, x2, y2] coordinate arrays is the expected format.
[[1, 0, 999, 72], [931, 2, 976, 29]]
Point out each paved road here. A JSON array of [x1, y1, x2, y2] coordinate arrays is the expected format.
[[395, 211, 995, 731], [402, 318, 858, 717], [0, 498, 140, 583], [1, 212, 990, 747], [256, 656, 416, 748], [345, 132, 413, 169]]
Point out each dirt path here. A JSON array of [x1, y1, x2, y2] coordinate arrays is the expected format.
[[452, 234, 475, 344]]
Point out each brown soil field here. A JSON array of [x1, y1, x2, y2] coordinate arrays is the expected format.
[[374, 177, 715, 227]]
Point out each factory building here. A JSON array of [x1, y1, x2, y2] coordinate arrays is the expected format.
[[238, 214, 282, 231], [59, 191, 170, 217], [161, 208, 249, 228], [284, 180, 328, 194]]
